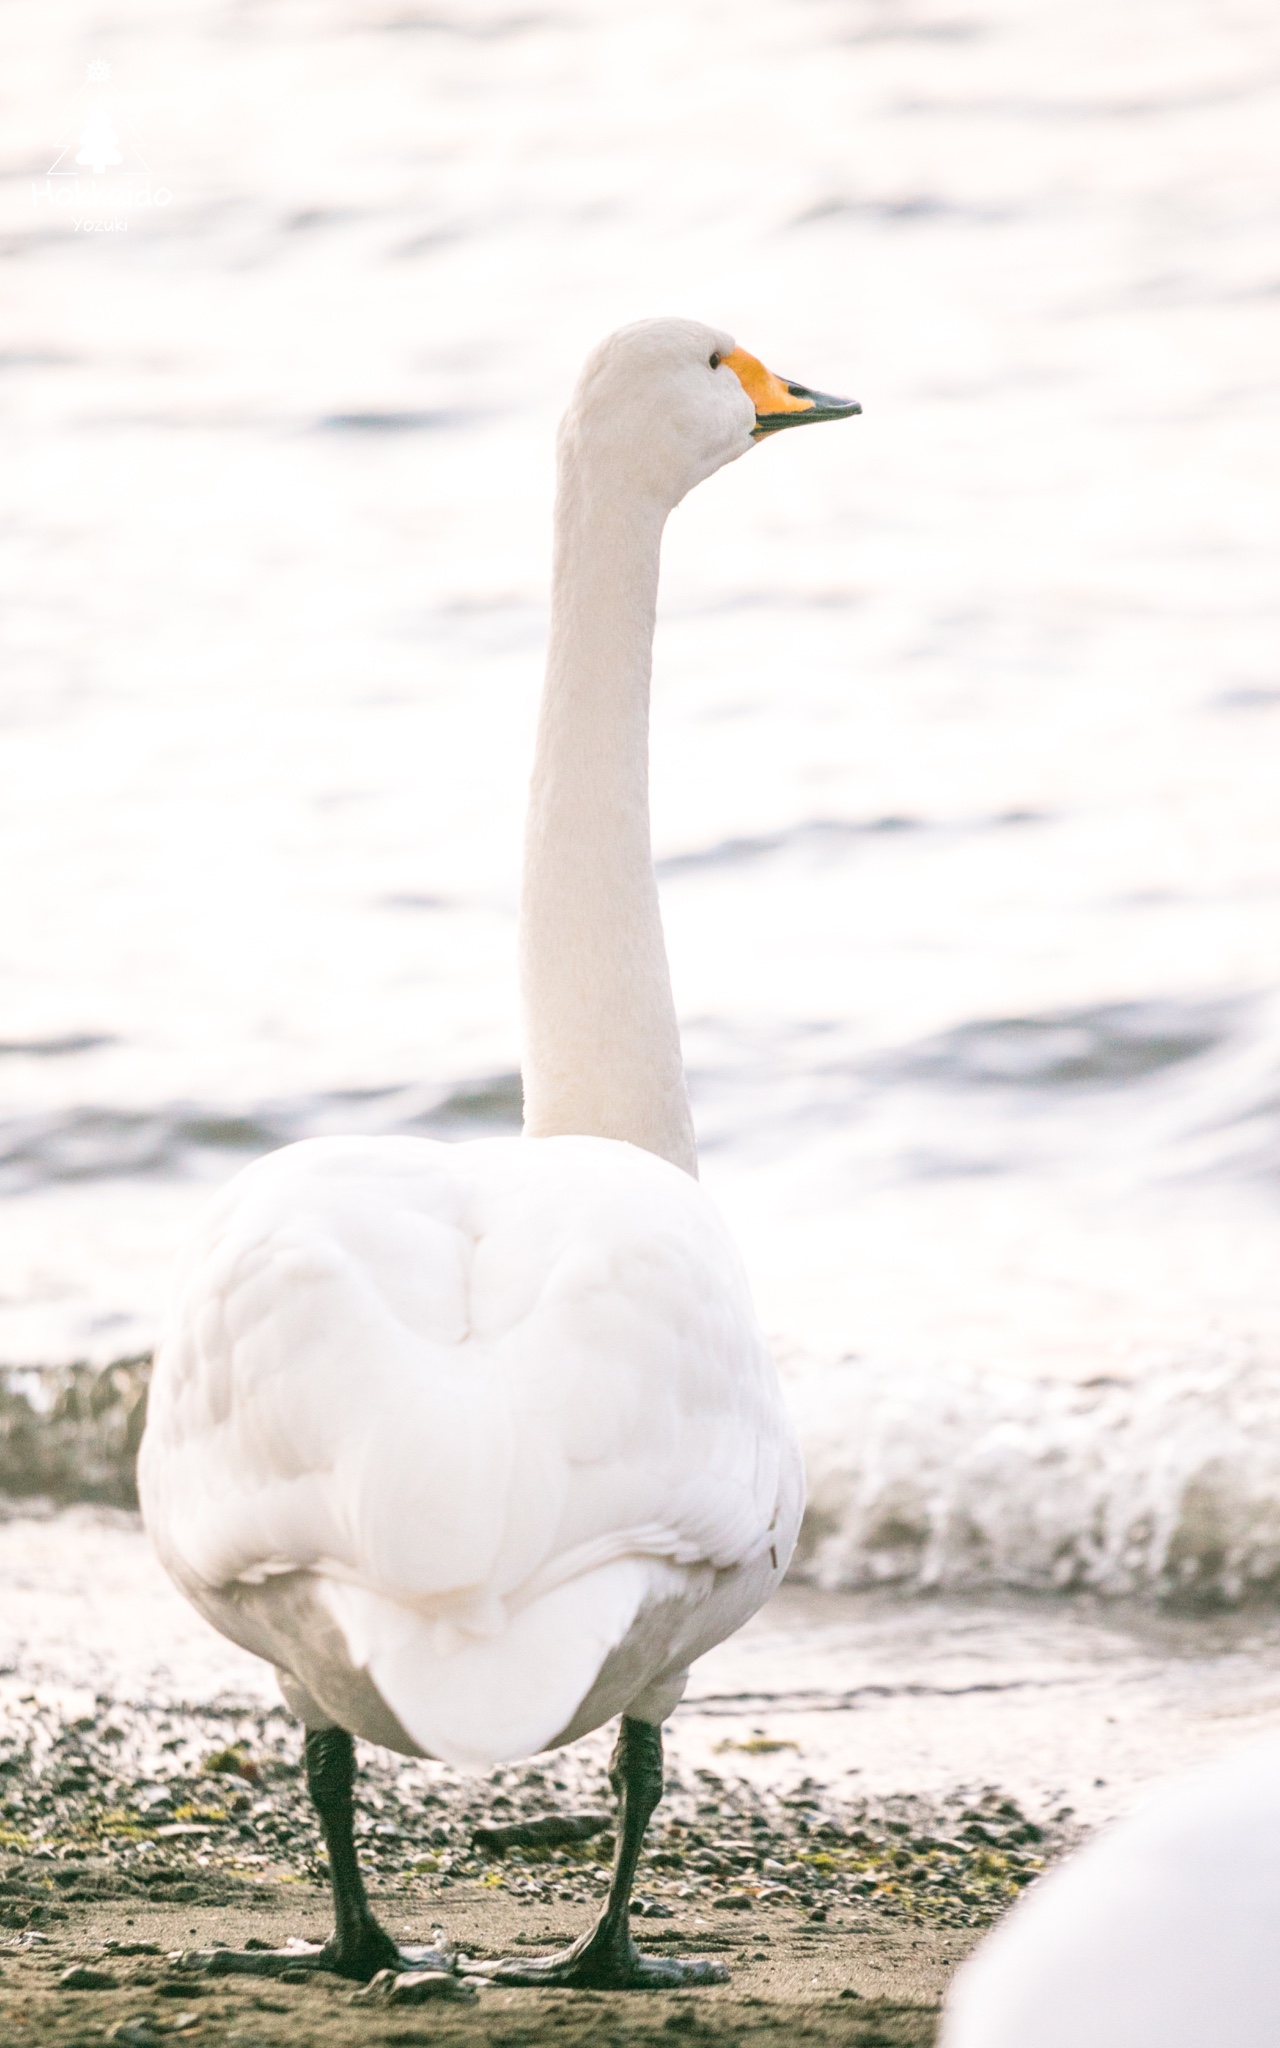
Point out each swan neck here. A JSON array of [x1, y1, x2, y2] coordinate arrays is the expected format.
[[519, 463, 697, 1175]]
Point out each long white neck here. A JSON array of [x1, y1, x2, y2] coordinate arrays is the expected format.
[[518, 447, 697, 1176]]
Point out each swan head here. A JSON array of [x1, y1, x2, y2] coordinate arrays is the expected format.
[[562, 317, 860, 512]]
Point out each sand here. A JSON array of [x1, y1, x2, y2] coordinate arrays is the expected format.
[[0, 1881, 969, 2046]]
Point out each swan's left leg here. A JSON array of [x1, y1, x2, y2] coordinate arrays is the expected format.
[[476, 1716, 729, 1989]]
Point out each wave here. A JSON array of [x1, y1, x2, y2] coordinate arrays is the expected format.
[[877, 1000, 1230, 1090], [655, 807, 1048, 878], [1, 995, 1232, 1195], [657, 816, 921, 877], [0, 1035, 116, 1058], [0, 1358, 149, 1510], [791, 1346, 1280, 1607], [315, 409, 481, 433], [0, 1074, 523, 1194]]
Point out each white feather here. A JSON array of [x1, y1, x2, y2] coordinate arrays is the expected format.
[[941, 1738, 1280, 2048]]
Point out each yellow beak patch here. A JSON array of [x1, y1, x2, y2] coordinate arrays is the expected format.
[[722, 346, 815, 419]]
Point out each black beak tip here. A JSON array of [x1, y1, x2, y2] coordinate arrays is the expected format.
[[752, 391, 862, 437], [809, 392, 861, 420]]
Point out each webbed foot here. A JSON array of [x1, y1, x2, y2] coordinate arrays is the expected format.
[[474, 1919, 728, 1991], [191, 1934, 449, 1982]]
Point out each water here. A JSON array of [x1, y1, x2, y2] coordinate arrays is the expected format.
[[2, 0, 1279, 1610]]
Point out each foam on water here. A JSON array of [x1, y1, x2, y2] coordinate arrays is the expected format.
[[1, 0, 1278, 1601], [792, 1345, 1280, 1606]]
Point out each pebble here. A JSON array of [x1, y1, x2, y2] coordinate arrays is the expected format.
[[107, 2025, 199, 2047], [59, 1963, 120, 1989], [351, 1965, 477, 2004], [390, 1967, 478, 2004], [349, 1967, 398, 2005]]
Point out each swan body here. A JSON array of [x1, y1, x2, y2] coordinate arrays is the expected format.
[[138, 318, 857, 1983], [941, 1738, 1280, 2047], [141, 1129, 800, 1765]]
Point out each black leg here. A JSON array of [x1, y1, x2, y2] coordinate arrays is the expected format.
[[305, 1727, 403, 1980], [475, 1717, 729, 1990], [182, 1726, 450, 1983]]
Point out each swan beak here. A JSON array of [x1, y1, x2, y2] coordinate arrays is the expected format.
[[722, 345, 862, 438]]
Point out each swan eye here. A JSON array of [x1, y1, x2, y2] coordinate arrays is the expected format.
[[709, 351, 721, 369]]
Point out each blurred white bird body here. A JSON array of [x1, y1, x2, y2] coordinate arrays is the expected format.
[[137, 321, 852, 1784], [941, 1737, 1280, 2048]]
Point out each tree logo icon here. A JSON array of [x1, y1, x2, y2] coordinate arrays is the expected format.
[[75, 107, 124, 177], [47, 59, 152, 180]]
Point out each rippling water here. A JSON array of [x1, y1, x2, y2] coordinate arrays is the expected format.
[[2, 0, 1279, 1599]]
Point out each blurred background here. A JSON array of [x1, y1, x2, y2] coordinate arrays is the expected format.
[[2, 0, 1279, 1639]]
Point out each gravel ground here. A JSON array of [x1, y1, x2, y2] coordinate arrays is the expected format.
[[0, 1690, 1081, 2044], [0, 1693, 1068, 1934]]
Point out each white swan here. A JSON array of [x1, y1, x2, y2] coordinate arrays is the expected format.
[[941, 1738, 1280, 2047], [138, 318, 859, 1988]]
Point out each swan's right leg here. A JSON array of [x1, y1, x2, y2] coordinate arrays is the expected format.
[[304, 1726, 404, 1979], [179, 1727, 419, 1983]]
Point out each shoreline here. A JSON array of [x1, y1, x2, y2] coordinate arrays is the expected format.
[[10, 1506, 1280, 1829]]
